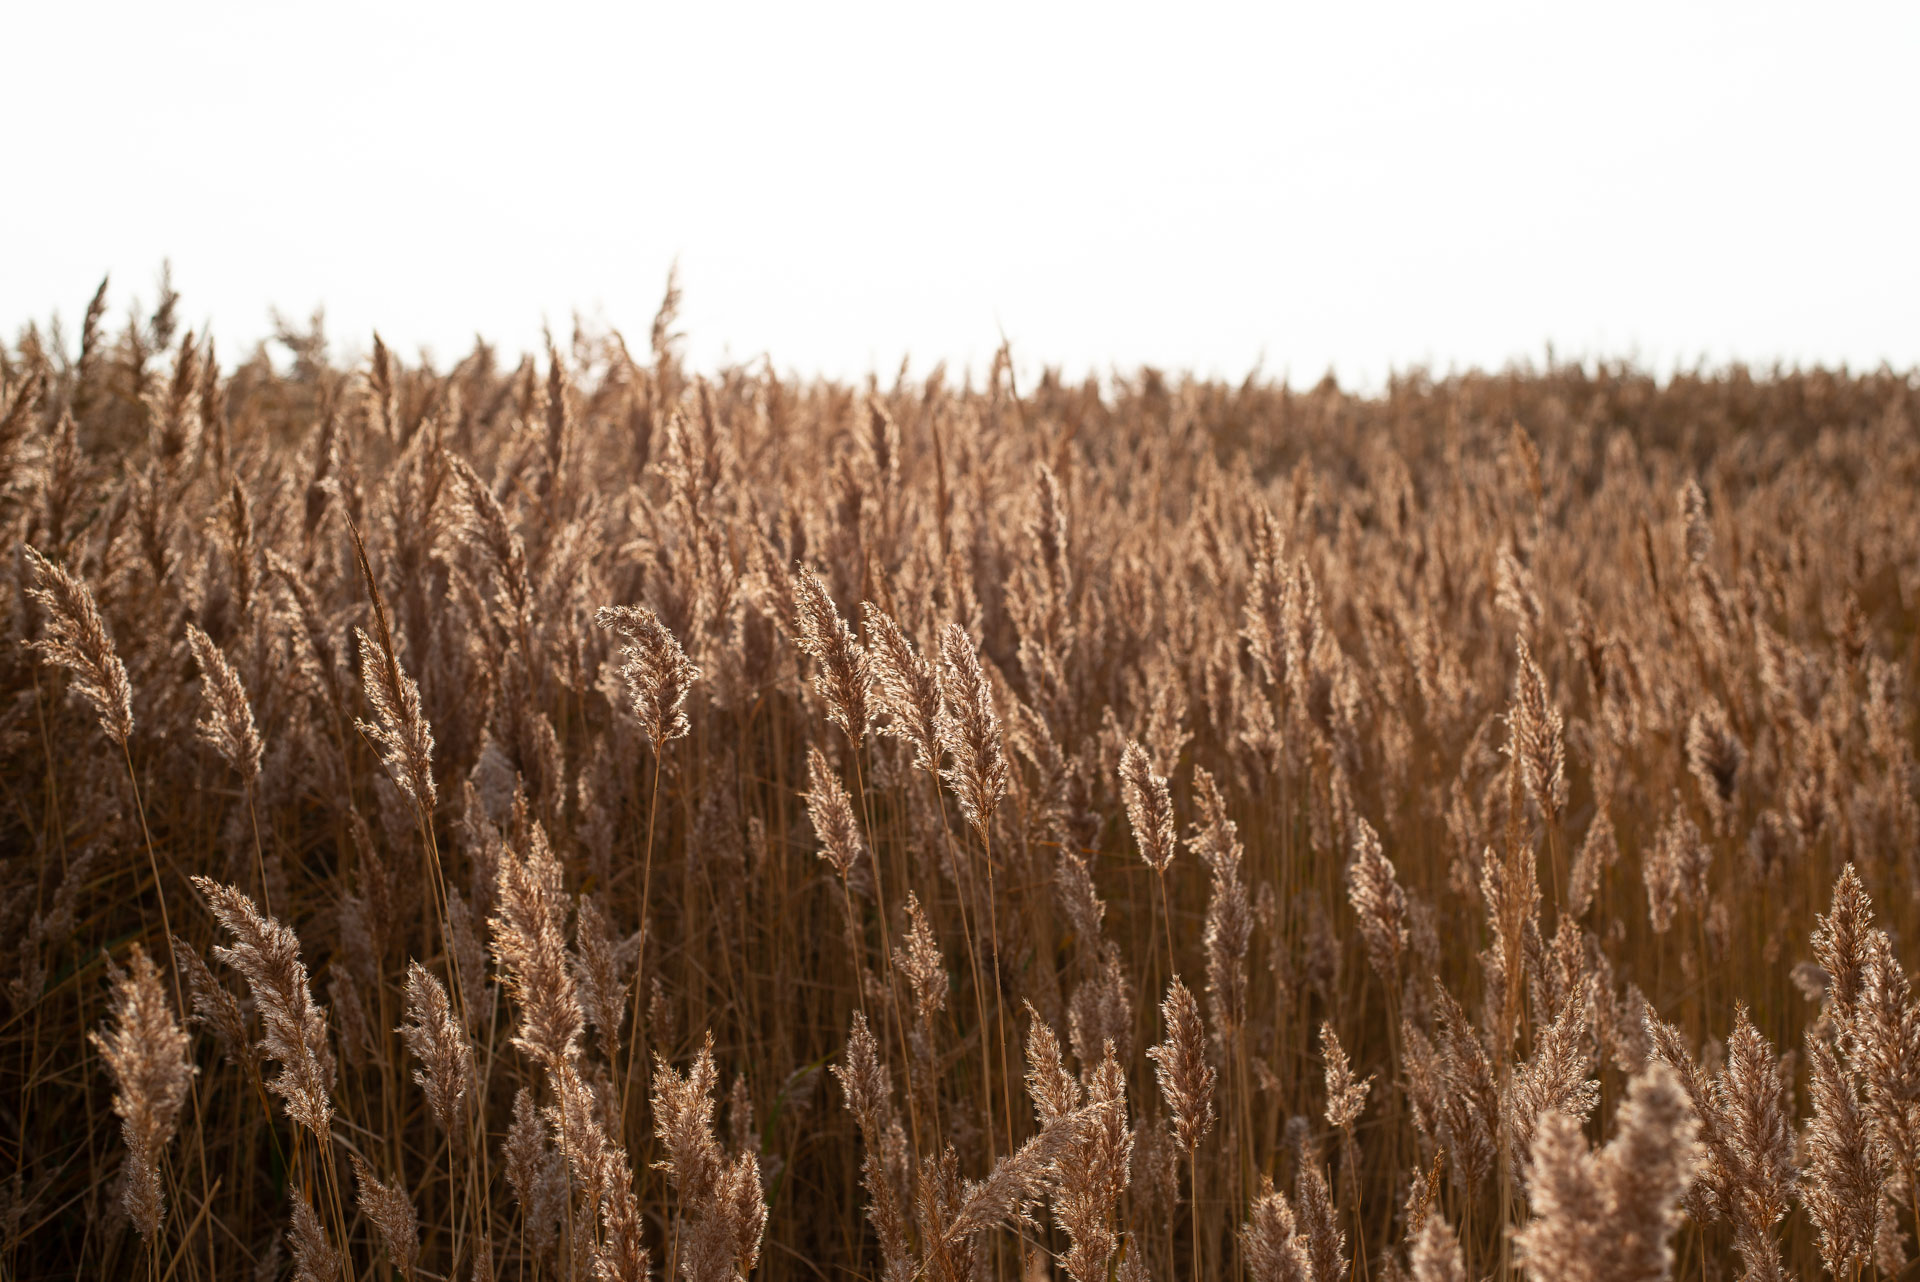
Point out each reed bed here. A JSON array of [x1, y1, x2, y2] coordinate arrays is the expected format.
[[2, 275, 1918, 1281]]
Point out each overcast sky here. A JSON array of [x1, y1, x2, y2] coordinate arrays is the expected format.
[[6, 1, 1917, 388]]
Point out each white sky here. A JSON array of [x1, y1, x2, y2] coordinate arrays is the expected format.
[[5, 1, 1917, 388]]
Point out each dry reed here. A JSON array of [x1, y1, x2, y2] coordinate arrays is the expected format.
[[6, 275, 1920, 1282]]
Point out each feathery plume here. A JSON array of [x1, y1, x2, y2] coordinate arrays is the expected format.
[[1813, 864, 1873, 1024], [653, 1034, 724, 1196], [805, 744, 864, 880], [365, 332, 396, 439], [1029, 461, 1071, 603], [1514, 1110, 1604, 1282], [186, 622, 264, 782], [503, 1089, 567, 1260], [90, 944, 195, 1242], [1508, 993, 1602, 1181], [573, 894, 637, 1061], [547, 1060, 653, 1282], [1193, 768, 1252, 1035], [1063, 1047, 1134, 1282], [1321, 1021, 1372, 1131], [596, 603, 701, 750], [547, 1057, 619, 1236], [1148, 977, 1216, 1153], [1852, 929, 1920, 1190], [1508, 634, 1566, 823], [1024, 1014, 1133, 1282], [1644, 1012, 1727, 1224], [1803, 1028, 1878, 1276], [1720, 1006, 1795, 1282], [894, 893, 947, 1025], [1346, 817, 1408, 987], [1569, 806, 1617, 919], [1514, 1062, 1699, 1282], [1242, 1176, 1313, 1282], [946, 1111, 1087, 1242], [860, 395, 900, 498], [791, 564, 871, 742], [1120, 740, 1176, 874], [1877, 1192, 1910, 1276], [446, 453, 533, 626], [935, 622, 1008, 832], [23, 545, 134, 745], [267, 549, 345, 715], [144, 329, 203, 471], [1643, 800, 1708, 936], [1431, 984, 1499, 1192], [1297, 1159, 1347, 1282], [0, 369, 42, 476], [398, 960, 474, 1137], [1685, 698, 1744, 832], [863, 603, 942, 770], [1057, 849, 1106, 949], [1495, 539, 1543, 635], [351, 1154, 420, 1281], [1024, 1006, 1079, 1125], [1242, 501, 1289, 687], [652, 1035, 767, 1282], [835, 1013, 912, 1282], [1410, 1214, 1467, 1282], [172, 934, 256, 1071], [194, 877, 335, 1136], [489, 823, 582, 1067], [287, 1195, 342, 1282], [1069, 943, 1135, 1070], [1599, 1060, 1706, 1279], [354, 623, 437, 812], [219, 473, 257, 617]]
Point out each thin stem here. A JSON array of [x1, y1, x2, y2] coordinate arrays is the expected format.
[[621, 750, 665, 1127], [838, 871, 869, 1019], [1343, 1128, 1370, 1282], [1189, 1150, 1202, 1282], [122, 744, 182, 1021], [1543, 814, 1565, 919], [244, 778, 271, 917], [850, 744, 922, 1153], [417, 809, 456, 998], [978, 823, 1016, 1166], [553, 1061, 578, 1282], [315, 1127, 354, 1282], [1156, 867, 1177, 992], [447, 1126, 461, 1282], [928, 766, 998, 1167]]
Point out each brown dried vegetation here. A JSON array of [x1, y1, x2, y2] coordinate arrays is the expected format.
[[4, 277, 1920, 1281]]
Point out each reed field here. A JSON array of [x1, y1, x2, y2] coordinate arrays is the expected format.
[[4, 274, 1919, 1282]]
